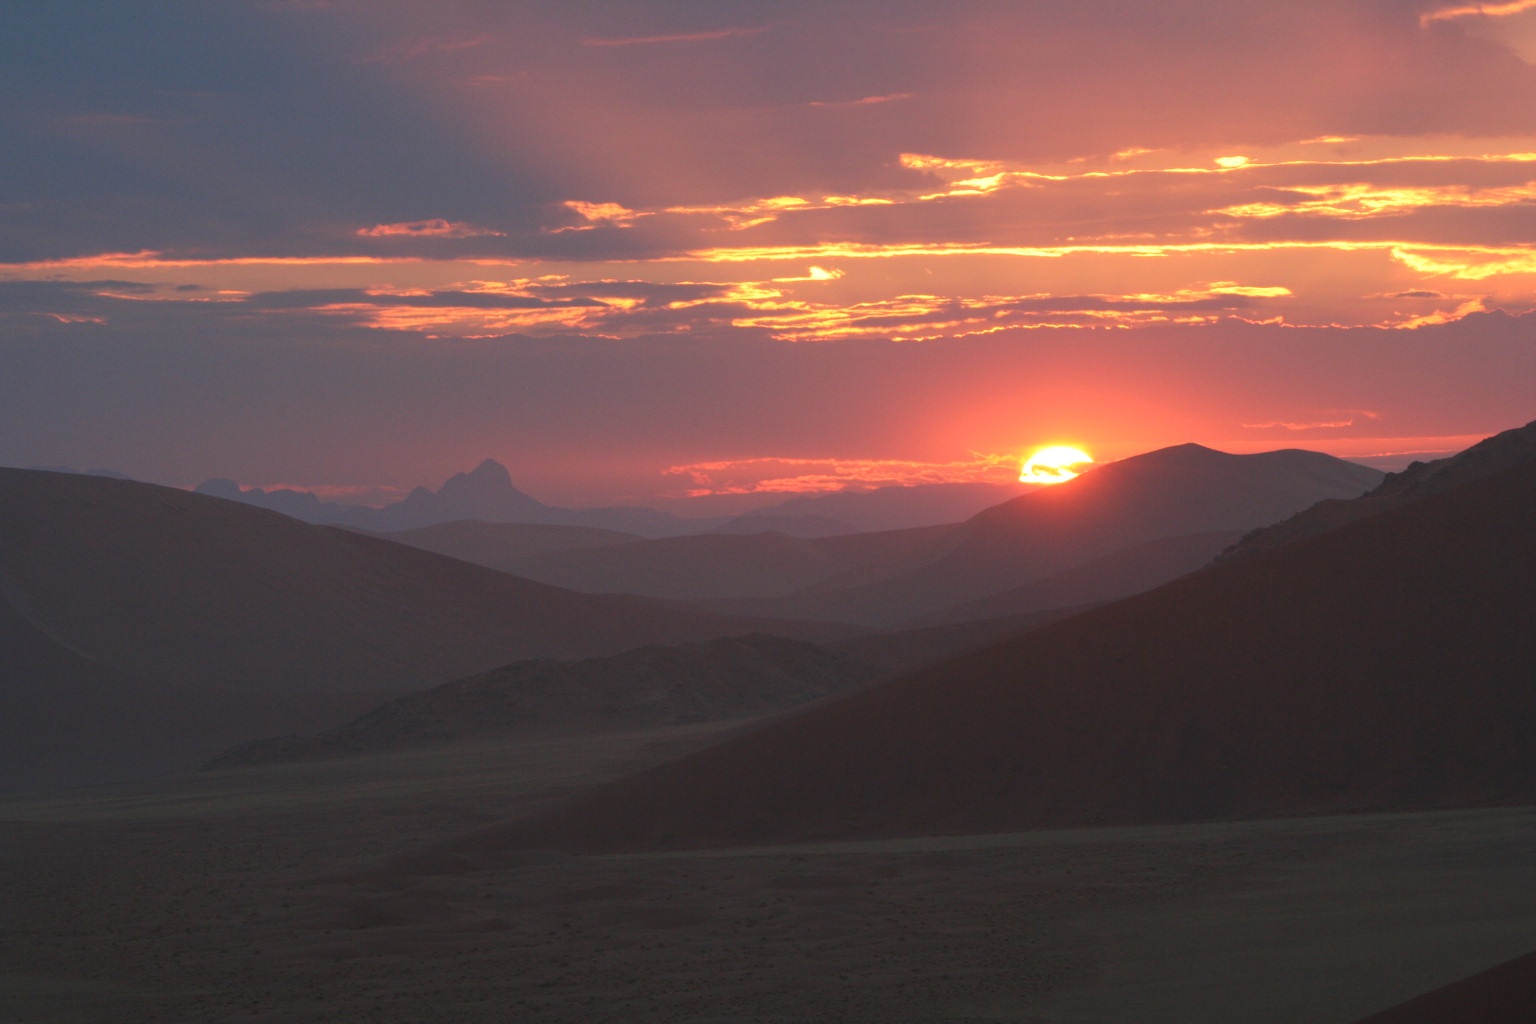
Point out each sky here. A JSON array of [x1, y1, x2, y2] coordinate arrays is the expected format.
[[3, 0, 1534, 509]]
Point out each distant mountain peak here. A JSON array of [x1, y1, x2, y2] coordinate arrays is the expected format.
[[438, 458, 524, 499], [467, 457, 512, 481]]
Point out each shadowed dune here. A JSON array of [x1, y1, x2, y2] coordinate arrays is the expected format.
[[460, 460, 1535, 855], [1349, 949, 1536, 1024], [0, 469, 853, 790]]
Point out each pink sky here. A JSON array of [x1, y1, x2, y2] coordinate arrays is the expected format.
[[2, 1, 1532, 505]]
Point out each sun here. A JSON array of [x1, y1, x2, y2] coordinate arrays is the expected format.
[[1019, 445, 1094, 484]]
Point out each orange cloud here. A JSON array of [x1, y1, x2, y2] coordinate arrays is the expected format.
[[1241, 413, 1380, 430], [1420, 0, 1536, 25], [1393, 298, 1489, 328], [356, 219, 504, 238], [0, 251, 397, 271], [315, 301, 600, 337], [663, 453, 1024, 496], [1390, 246, 1536, 279]]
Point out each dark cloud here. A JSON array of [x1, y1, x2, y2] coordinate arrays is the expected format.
[[0, 2, 560, 261], [10, 2, 1536, 262]]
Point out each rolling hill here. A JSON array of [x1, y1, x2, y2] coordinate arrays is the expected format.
[[1217, 417, 1536, 563], [467, 449, 1534, 854], [0, 469, 851, 791], [703, 444, 1384, 625], [473, 446, 1378, 623]]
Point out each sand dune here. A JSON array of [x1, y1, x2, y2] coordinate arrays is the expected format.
[[479, 459, 1535, 853]]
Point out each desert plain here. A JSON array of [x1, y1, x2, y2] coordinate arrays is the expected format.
[[2, 724, 1531, 1024]]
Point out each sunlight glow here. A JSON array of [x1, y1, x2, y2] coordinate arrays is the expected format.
[[1019, 446, 1094, 484]]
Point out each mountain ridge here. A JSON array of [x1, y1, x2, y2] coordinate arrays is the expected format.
[[454, 441, 1533, 854], [697, 444, 1383, 625]]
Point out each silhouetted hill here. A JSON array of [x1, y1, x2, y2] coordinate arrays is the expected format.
[[1218, 418, 1536, 563], [0, 469, 854, 791], [470, 457, 1534, 853], [1348, 948, 1536, 1024], [710, 445, 1382, 625], [495, 447, 1378, 619], [206, 635, 877, 767]]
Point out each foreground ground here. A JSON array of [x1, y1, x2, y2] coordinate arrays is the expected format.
[[1, 727, 1532, 1024]]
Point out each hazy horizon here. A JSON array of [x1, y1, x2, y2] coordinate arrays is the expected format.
[[5, 434, 1442, 518]]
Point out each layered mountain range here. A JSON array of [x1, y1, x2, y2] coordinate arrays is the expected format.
[[0, 470, 847, 790], [435, 420, 1536, 855], [195, 459, 1025, 538], [12, 426, 1523, 809], [413, 444, 1383, 626]]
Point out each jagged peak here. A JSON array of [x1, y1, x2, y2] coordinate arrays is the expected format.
[[465, 457, 512, 481]]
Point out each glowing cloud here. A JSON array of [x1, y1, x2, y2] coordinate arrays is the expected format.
[[560, 201, 644, 228], [1420, 0, 1536, 25], [665, 454, 1024, 496], [356, 220, 504, 238]]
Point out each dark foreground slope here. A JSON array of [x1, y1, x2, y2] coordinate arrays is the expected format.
[[1349, 948, 1536, 1024], [0, 469, 848, 790], [1219, 418, 1536, 563], [473, 460, 1535, 853]]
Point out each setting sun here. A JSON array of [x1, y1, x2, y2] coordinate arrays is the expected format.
[[1020, 445, 1095, 484]]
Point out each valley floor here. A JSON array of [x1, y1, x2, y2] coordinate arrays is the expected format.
[[1, 729, 1532, 1024]]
